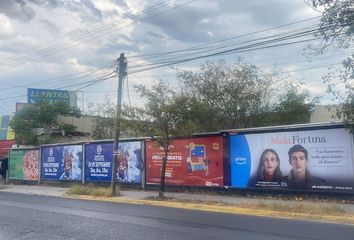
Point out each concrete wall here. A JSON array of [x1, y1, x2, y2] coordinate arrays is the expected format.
[[60, 115, 95, 134], [309, 105, 342, 123]]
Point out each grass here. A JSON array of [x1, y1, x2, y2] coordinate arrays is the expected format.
[[66, 184, 118, 197], [237, 201, 346, 216], [143, 196, 347, 217]]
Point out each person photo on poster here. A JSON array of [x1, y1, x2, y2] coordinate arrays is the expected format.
[[61, 152, 73, 180], [250, 149, 283, 187], [283, 144, 326, 189]]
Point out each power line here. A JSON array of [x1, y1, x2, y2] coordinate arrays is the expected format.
[[0, 0, 197, 72], [128, 16, 321, 60], [0, 63, 116, 92], [126, 23, 349, 75], [0, 0, 171, 69]]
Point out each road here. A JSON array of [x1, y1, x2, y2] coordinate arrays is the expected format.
[[0, 192, 352, 240]]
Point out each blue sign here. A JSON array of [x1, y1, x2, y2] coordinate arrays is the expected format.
[[85, 141, 143, 183], [85, 142, 113, 181], [230, 135, 252, 188], [27, 88, 70, 104], [41, 145, 83, 181]]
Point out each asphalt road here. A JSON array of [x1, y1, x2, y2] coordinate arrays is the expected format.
[[0, 192, 352, 240]]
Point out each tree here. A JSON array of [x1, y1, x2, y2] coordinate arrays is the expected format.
[[87, 96, 145, 140], [9, 100, 81, 146], [306, 0, 354, 129], [178, 60, 277, 130], [307, 0, 354, 51], [274, 84, 318, 125], [87, 96, 116, 140], [133, 81, 194, 198]]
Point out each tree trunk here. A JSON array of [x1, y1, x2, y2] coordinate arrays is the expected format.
[[158, 149, 168, 198]]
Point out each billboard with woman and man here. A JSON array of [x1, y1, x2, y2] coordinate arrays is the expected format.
[[230, 127, 354, 192]]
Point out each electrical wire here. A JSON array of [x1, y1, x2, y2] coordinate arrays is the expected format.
[[0, 0, 197, 72]]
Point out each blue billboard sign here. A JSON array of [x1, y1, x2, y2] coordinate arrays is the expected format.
[[85, 142, 113, 181], [41, 144, 83, 181], [85, 141, 143, 183], [230, 128, 354, 192], [27, 88, 70, 105], [230, 135, 252, 188]]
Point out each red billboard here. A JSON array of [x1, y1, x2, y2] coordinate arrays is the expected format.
[[146, 136, 224, 187], [0, 140, 15, 158]]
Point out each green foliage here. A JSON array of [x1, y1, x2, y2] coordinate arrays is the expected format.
[[87, 96, 144, 140], [177, 60, 315, 129], [134, 81, 195, 197], [306, 0, 354, 50], [58, 123, 77, 133], [307, 0, 354, 127], [88, 96, 116, 140], [134, 81, 194, 141], [274, 85, 319, 125], [9, 100, 81, 146], [66, 184, 115, 197]]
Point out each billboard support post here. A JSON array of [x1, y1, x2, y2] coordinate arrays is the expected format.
[[82, 143, 85, 185]]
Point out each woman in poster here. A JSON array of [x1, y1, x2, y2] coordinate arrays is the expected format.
[[249, 149, 283, 187]]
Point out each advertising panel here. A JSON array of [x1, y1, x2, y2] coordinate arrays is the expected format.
[[146, 136, 224, 187], [27, 88, 77, 107], [41, 144, 83, 181], [85, 142, 112, 182], [85, 141, 143, 183], [9, 149, 39, 181], [230, 128, 354, 192]]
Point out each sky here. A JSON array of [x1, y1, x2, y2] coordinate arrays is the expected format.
[[0, 0, 351, 115]]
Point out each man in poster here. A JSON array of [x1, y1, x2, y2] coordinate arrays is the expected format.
[[283, 144, 326, 189]]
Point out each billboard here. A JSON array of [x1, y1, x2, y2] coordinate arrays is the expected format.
[[0, 140, 15, 158], [27, 88, 77, 107], [85, 141, 143, 183], [0, 115, 15, 140], [41, 144, 83, 181], [146, 136, 224, 187], [230, 128, 354, 192], [9, 149, 39, 181]]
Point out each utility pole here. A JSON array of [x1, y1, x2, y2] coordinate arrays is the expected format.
[[111, 53, 127, 196]]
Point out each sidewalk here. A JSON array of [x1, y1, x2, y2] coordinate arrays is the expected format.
[[0, 183, 354, 224], [1, 183, 354, 214]]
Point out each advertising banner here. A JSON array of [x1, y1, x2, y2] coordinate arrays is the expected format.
[[41, 144, 83, 181], [85, 142, 112, 182], [146, 136, 224, 187], [9, 149, 39, 181], [27, 88, 75, 106], [230, 128, 354, 192], [85, 141, 143, 183]]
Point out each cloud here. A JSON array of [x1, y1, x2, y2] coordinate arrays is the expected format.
[[142, 4, 217, 43], [60, 0, 103, 21], [0, 0, 104, 23], [39, 19, 61, 35], [0, 0, 329, 111], [216, 0, 314, 26], [0, 14, 15, 39], [0, 0, 35, 22]]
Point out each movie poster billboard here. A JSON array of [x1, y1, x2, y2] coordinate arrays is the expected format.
[[230, 128, 354, 192], [41, 144, 83, 181], [85, 141, 143, 183], [9, 149, 39, 181], [146, 136, 224, 187]]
